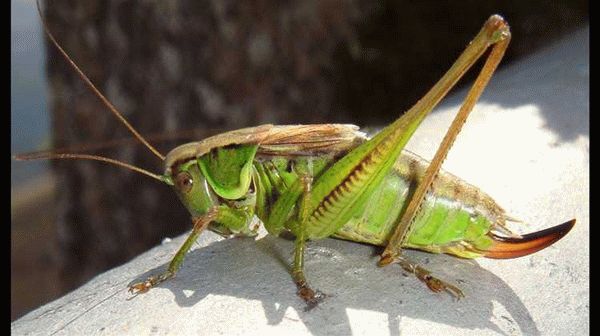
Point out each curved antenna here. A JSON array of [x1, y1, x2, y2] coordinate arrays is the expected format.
[[36, 0, 165, 161], [31, 127, 226, 155], [14, 152, 169, 184]]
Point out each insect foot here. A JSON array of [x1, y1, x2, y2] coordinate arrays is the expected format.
[[417, 272, 465, 300], [380, 255, 465, 300], [296, 284, 327, 312], [128, 270, 174, 295]]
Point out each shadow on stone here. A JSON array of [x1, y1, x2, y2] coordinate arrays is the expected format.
[[131, 235, 540, 335]]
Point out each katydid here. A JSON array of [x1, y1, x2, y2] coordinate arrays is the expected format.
[[18, 8, 575, 309]]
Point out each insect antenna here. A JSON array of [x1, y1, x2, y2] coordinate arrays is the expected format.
[[35, 0, 165, 161], [28, 127, 228, 155], [14, 152, 169, 183]]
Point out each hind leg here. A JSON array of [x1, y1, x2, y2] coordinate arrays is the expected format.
[[379, 255, 464, 299]]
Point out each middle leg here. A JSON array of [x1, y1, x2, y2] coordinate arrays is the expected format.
[[292, 175, 326, 310]]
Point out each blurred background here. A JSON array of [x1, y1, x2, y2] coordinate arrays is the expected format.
[[11, 0, 588, 320]]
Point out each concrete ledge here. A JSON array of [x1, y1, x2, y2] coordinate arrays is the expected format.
[[12, 27, 588, 336]]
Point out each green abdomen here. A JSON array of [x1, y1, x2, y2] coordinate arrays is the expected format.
[[332, 151, 503, 258]]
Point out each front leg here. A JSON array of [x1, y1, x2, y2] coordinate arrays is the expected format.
[[129, 208, 218, 294]]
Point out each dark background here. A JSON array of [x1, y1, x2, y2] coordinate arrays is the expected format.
[[11, 0, 588, 320]]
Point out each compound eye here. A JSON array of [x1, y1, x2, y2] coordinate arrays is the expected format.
[[175, 171, 193, 193]]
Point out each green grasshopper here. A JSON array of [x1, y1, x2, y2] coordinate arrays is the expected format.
[[20, 10, 575, 308]]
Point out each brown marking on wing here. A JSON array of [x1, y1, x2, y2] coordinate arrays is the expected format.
[[258, 124, 366, 155], [452, 182, 463, 198], [164, 124, 366, 174], [164, 124, 275, 172]]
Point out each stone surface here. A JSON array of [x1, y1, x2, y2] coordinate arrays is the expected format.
[[12, 27, 588, 336]]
